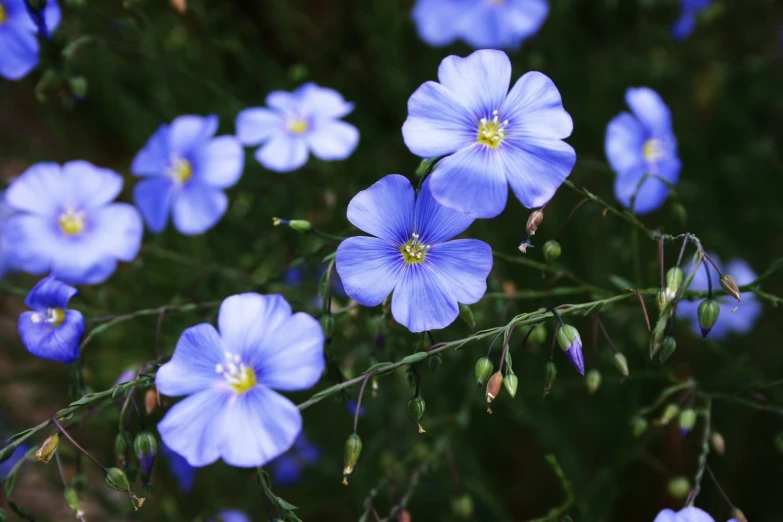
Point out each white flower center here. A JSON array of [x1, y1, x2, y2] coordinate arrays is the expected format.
[[643, 139, 665, 163], [31, 307, 66, 327], [59, 209, 86, 236], [400, 232, 430, 265], [477, 110, 508, 149], [215, 351, 256, 394]]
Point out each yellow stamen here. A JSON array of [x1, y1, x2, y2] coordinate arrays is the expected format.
[[230, 366, 256, 394], [400, 232, 429, 264], [477, 110, 508, 149], [643, 139, 664, 163], [170, 158, 193, 184], [31, 308, 66, 327], [288, 120, 308, 134], [0, 4, 7, 24], [59, 210, 85, 236]]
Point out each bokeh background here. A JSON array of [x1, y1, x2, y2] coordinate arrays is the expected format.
[[2, 0, 783, 520]]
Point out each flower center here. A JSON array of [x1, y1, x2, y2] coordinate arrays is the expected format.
[[31, 308, 66, 327], [400, 232, 430, 265], [643, 139, 665, 163], [477, 110, 508, 149], [288, 120, 308, 134], [170, 158, 193, 184], [215, 352, 257, 394], [59, 209, 85, 236], [0, 4, 7, 24]]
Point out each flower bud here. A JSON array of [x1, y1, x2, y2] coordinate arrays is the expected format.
[[68, 76, 88, 99], [665, 267, 684, 297], [35, 433, 59, 463], [720, 273, 741, 303], [64, 487, 80, 515], [428, 352, 442, 371], [504, 374, 518, 398], [342, 433, 362, 485], [289, 220, 312, 232], [474, 357, 493, 388], [660, 336, 677, 363], [667, 476, 691, 499], [613, 352, 630, 377], [408, 397, 426, 434], [678, 409, 696, 435], [133, 432, 157, 477], [697, 299, 720, 338], [115, 432, 128, 467], [526, 210, 544, 235], [656, 288, 669, 313], [543, 361, 557, 397], [542, 240, 561, 262], [632, 417, 648, 438], [556, 325, 585, 376], [415, 157, 438, 177], [320, 314, 335, 339], [104, 467, 131, 492], [144, 389, 158, 415], [585, 369, 601, 394], [710, 431, 725, 456], [451, 494, 474, 518], [485, 372, 503, 413], [657, 403, 680, 425], [649, 328, 663, 359]]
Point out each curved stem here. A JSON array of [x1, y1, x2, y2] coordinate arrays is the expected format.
[[353, 372, 375, 434]]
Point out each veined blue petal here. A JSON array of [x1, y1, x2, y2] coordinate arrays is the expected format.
[[502, 136, 576, 209], [168, 115, 219, 157], [132, 124, 170, 176], [62, 161, 124, 209], [24, 275, 77, 310], [235, 108, 282, 146], [437, 50, 511, 119], [414, 176, 474, 244], [411, 0, 463, 47], [391, 264, 458, 332], [192, 136, 244, 189], [156, 323, 225, 397], [171, 184, 228, 235], [614, 167, 671, 215], [625, 88, 672, 136], [345, 174, 414, 244], [5, 163, 64, 216], [19, 309, 84, 363], [134, 177, 175, 233], [605, 112, 645, 176], [402, 81, 475, 158], [255, 135, 309, 172], [336, 237, 405, 306], [306, 120, 359, 161], [427, 239, 492, 304], [0, 26, 38, 81], [501, 71, 573, 140], [158, 388, 229, 467], [429, 143, 508, 219], [297, 83, 355, 119]]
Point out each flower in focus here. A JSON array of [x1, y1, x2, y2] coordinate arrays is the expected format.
[[236, 82, 359, 172], [335, 175, 492, 332], [605, 87, 680, 214], [212, 510, 250, 522], [673, 0, 711, 40], [156, 293, 325, 467], [402, 50, 575, 218], [161, 443, 196, 493], [5, 161, 143, 285], [18, 275, 84, 363], [0, 0, 60, 80], [412, 0, 548, 50], [654, 506, 734, 522], [678, 255, 762, 340], [269, 433, 321, 486], [0, 192, 19, 279], [132, 114, 244, 235]]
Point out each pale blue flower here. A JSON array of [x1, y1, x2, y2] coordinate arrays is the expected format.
[[605, 87, 680, 214], [5, 161, 143, 285], [132, 114, 244, 235], [654, 506, 735, 522], [402, 50, 575, 218], [156, 293, 325, 467], [236, 83, 359, 172], [0, 0, 60, 80], [336, 175, 492, 332], [673, 0, 710, 40]]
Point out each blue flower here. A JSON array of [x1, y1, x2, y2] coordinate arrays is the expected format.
[[5, 161, 143, 285], [605, 88, 680, 215], [18, 275, 84, 363], [346, 400, 365, 417], [0, 443, 28, 480], [156, 293, 325, 467], [672, 0, 710, 40], [0, 192, 20, 279], [654, 506, 734, 522], [161, 443, 196, 493], [236, 82, 359, 173], [269, 432, 321, 486], [132, 114, 245, 235], [412, 0, 549, 50], [335, 175, 492, 332], [0, 0, 60, 80], [212, 510, 250, 522], [402, 50, 575, 218], [678, 255, 762, 340]]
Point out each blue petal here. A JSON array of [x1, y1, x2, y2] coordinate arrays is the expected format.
[[336, 237, 405, 306], [6, 0, 61, 35], [674, 507, 716, 522], [217, 293, 291, 361], [605, 112, 645, 176], [0, 444, 28, 480], [168, 115, 219, 157], [297, 83, 355, 119], [266, 90, 300, 113], [0, 26, 38, 81], [346, 174, 414, 244], [652, 509, 677, 522], [134, 177, 174, 233], [213, 510, 251, 522], [192, 136, 244, 189], [411, 0, 463, 47], [502, 71, 573, 140], [391, 264, 459, 332], [235, 108, 282, 146], [24, 275, 77, 310], [254, 135, 309, 172], [429, 143, 508, 218], [437, 50, 511, 119], [171, 183, 228, 235], [161, 443, 196, 493], [672, 11, 696, 40], [460, 0, 548, 50], [5, 162, 64, 215], [306, 120, 359, 161], [62, 161, 124, 209], [427, 239, 492, 304], [157, 323, 224, 397], [270, 455, 302, 485], [19, 309, 84, 363], [625, 88, 672, 136], [503, 136, 576, 209], [614, 167, 671, 215], [295, 434, 321, 462], [414, 176, 474, 245], [4, 215, 55, 275], [132, 124, 170, 177]]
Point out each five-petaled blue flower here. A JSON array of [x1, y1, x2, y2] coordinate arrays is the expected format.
[[236, 82, 359, 173], [269, 432, 320, 486], [0, 0, 60, 81], [156, 293, 325, 467], [678, 255, 762, 340], [654, 506, 736, 522], [18, 275, 84, 364], [402, 50, 576, 219], [212, 510, 250, 522], [412, 0, 549, 50], [132, 114, 245, 235], [673, 0, 710, 40], [5, 161, 143, 285], [605, 87, 680, 215], [335, 175, 492, 332]]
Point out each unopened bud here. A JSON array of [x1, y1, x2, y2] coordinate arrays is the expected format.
[[731, 508, 748, 522], [665, 267, 684, 296], [289, 220, 312, 232], [656, 288, 669, 313], [660, 337, 677, 363], [133, 432, 157, 477], [585, 369, 601, 394], [68, 76, 88, 99], [35, 433, 59, 463], [698, 299, 720, 338], [632, 417, 648, 438], [415, 157, 438, 177], [320, 314, 335, 338], [342, 433, 362, 484], [649, 327, 664, 359], [710, 431, 725, 455], [144, 389, 158, 415], [613, 352, 630, 377], [658, 403, 680, 425], [542, 240, 561, 262], [720, 274, 741, 304], [556, 325, 585, 375], [104, 467, 131, 492], [451, 494, 474, 518], [678, 409, 696, 435], [64, 487, 80, 515], [543, 361, 557, 397], [504, 374, 518, 398], [428, 352, 442, 371], [115, 432, 128, 467], [474, 357, 493, 388], [485, 372, 503, 413], [667, 476, 691, 499], [408, 397, 426, 433], [526, 210, 544, 235]]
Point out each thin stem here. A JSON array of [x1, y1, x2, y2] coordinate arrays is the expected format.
[[594, 315, 617, 354], [486, 329, 505, 358], [706, 463, 736, 510], [635, 289, 652, 332], [555, 197, 589, 240], [676, 233, 690, 267], [703, 252, 723, 276], [498, 325, 516, 373], [548, 308, 565, 328], [310, 228, 348, 242], [659, 235, 665, 286], [50, 415, 106, 472], [353, 371, 375, 434], [55, 452, 68, 485], [703, 262, 713, 299]]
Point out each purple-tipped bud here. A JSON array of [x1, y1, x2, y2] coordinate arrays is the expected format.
[[474, 357, 493, 388], [133, 432, 157, 478], [556, 325, 584, 375], [698, 299, 720, 338], [678, 409, 696, 436]]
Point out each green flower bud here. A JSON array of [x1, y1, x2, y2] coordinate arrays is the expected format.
[[556, 325, 585, 375], [660, 337, 677, 363], [133, 432, 157, 477], [720, 273, 741, 303], [585, 369, 601, 394], [104, 467, 131, 492], [678, 409, 697, 435], [632, 417, 648, 438], [665, 267, 684, 297], [320, 314, 335, 339], [698, 299, 720, 338], [474, 357, 493, 388], [504, 374, 518, 398], [35, 433, 59, 463], [415, 157, 438, 177], [658, 404, 680, 425], [64, 487, 80, 515], [667, 476, 691, 499], [613, 352, 630, 377], [342, 433, 362, 484], [68, 76, 88, 99], [408, 397, 426, 434], [451, 494, 474, 518], [542, 240, 561, 262], [543, 361, 557, 397]]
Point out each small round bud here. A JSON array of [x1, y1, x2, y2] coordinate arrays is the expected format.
[[104, 467, 131, 492], [342, 433, 362, 484], [408, 397, 426, 433], [632, 417, 648, 438], [585, 369, 601, 394], [485, 372, 504, 413], [133, 432, 157, 477], [35, 433, 59, 463], [678, 409, 696, 435], [710, 432, 725, 456], [542, 240, 561, 262], [451, 494, 474, 518], [68, 76, 88, 99], [144, 389, 158, 415], [658, 404, 680, 425], [667, 476, 691, 499], [64, 487, 80, 515], [474, 357, 493, 388], [665, 267, 684, 296], [526, 210, 544, 235], [660, 336, 677, 363], [528, 325, 547, 345], [613, 352, 630, 377], [698, 299, 720, 338], [320, 314, 335, 339], [720, 273, 741, 303], [504, 374, 519, 398], [543, 361, 557, 397]]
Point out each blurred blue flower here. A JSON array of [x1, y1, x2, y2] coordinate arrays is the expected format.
[[605, 87, 680, 215], [402, 50, 575, 218], [5, 161, 143, 285], [678, 255, 762, 340], [0, 0, 60, 80], [212, 510, 250, 522], [0, 192, 20, 279], [335, 175, 492, 332], [156, 293, 325, 467], [673, 0, 710, 40], [114, 367, 137, 386], [412, 0, 548, 50], [161, 442, 196, 493], [132, 114, 244, 235], [236, 82, 359, 172], [0, 443, 28, 480], [18, 275, 84, 363], [654, 506, 734, 522], [346, 400, 365, 417], [269, 432, 320, 486]]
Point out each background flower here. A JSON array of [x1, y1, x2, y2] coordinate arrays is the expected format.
[[0, 0, 60, 80], [132, 114, 244, 235], [673, 0, 711, 40], [161, 443, 196, 493], [0, 443, 28, 481], [269, 432, 320, 486], [236, 83, 359, 172], [605, 87, 680, 215], [402, 50, 575, 218], [0, 192, 19, 279], [212, 509, 250, 522], [654, 506, 734, 522], [5, 161, 143, 285]]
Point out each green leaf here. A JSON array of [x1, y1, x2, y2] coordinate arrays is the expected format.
[[7, 500, 36, 521], [4, 470, 17, 497], [309, 383, 344, 401], [6, 429, 33, 443], [458, 304, 476, 331], [276, 497, 298, 510], [322, 251, 337, 263], [400, 352, 428, 365]]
